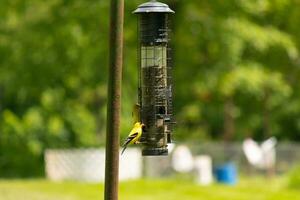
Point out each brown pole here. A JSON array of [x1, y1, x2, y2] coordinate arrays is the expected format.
[[104, 0, 124, 199]]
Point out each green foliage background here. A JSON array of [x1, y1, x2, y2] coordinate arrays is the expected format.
[[288, 164, 300, 189], [0, 0, 300, 176]]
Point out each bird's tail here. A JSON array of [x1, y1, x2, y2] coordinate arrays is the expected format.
[[121, 145, 127, 155], [121, 138, 132, 155]]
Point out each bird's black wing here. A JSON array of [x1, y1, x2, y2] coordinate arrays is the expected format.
[[122, 132, 138, 147]]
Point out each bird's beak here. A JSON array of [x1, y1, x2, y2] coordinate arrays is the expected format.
[[141, 124, 146, 132]]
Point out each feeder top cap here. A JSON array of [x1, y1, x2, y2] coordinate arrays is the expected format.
[[133, 0, 175, 14]]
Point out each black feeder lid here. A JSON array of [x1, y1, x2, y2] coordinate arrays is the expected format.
[[133, 0, 175, 14]]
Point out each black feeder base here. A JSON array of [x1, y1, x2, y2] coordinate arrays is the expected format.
[[142, 148, 168, 156]]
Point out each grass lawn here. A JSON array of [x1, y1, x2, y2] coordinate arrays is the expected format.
[[0, 177, 299, 200]]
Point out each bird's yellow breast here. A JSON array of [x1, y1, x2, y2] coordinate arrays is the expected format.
[[128, 122, 143, 144]]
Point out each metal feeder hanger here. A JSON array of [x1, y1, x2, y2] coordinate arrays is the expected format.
[[134, 1, 175, 156]]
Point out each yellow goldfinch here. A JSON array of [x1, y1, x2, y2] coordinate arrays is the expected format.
[[121, 122, 144, 155], [132, 103, 141, 124]]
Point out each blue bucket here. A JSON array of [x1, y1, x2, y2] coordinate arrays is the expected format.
[[215, 163, 237, 185]]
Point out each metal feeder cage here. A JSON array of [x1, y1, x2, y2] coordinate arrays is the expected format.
[[134, 0, 175, 156]]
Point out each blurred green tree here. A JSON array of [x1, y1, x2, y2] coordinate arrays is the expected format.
[[173, 0, 300, 142]]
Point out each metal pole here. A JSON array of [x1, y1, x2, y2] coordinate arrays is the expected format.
[[104, 0, 124, 199]]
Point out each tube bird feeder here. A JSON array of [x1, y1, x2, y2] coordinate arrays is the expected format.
[[133, 0, 175, 156]]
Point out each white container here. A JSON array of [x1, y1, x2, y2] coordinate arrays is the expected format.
[[194, 155, 213, 185]]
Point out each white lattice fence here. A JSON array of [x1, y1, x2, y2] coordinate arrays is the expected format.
[[45, 148, 142, 182]]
